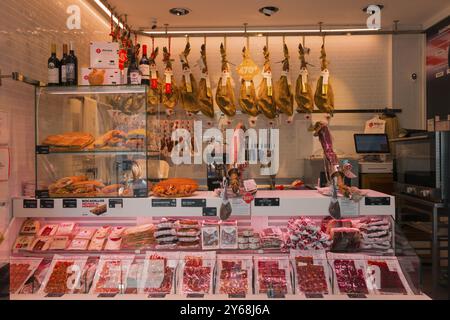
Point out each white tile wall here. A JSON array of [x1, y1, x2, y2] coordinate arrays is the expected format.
[[0, 0, 110, 230]]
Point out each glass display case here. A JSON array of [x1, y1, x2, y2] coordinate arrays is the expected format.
[[35, 86, 150, 198]]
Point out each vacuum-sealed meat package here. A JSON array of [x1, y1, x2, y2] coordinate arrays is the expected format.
[[18, 259, 52, 294], [9, 257, 43, 294], [355, 217, 393, 252], [216, 255, 253, 295], [141, 252, 179, 294], [39, 255, 88, 295], [220, 220, 238, 249], [202, 220, 220, 250], [287, 217, 332, 250], [328, 253, 370, 295], [290, 250, 331, 295], [178, 252, 215, 295], [74, 257, 100, 294], [365, 256, 412, 295], [254, 255, 292, 295], [90, 255, 135, 295]]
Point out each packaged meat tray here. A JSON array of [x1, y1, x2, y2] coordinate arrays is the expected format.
[[290, 250, 331, 295], [220, 220, 238, 249], [30, 236, 52, 251], [67, 238, 90, 251], [74, 228, 95, 240], [74, 257, 100, 294], [141, 252, 179, 294], [18, 258, 52, 294], [125, 260, 145, 294], [365, 256, 413, 295], [254, 255, 292, 295], [13, 235, 34, 251], [355, 217, 393, 252], [19, 219, 40, 235], [216, 255, 253, 295], [55, 222, 76, 236], [259, 227, 284, 249], [121, 224, 156, 250], [39, 255, 88, 295], [90, 255, 135, 295], [37, 224, 59, 237], [178, 252, 216, 295], [9, 257, 43, 294], [328, 253, 370, 295], [49, 236, 70, 250]]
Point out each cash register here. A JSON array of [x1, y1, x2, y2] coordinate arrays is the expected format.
[[354, 134, 393, 194]]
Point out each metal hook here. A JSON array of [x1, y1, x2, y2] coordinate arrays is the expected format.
[[244, 23, 249, 49]]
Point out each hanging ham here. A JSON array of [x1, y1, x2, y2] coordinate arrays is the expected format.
[[147, 47, 161, 114], [179, 42, 200, 114], [215, 43, 236, 117], [295, 43, 314, 113], [275, 44, 294, 116], [197, 44, 215, 118], [237, 47, 259, 117], [257, 45, 277, 119], [162, 46, 179, 112], [314, 44, 335, 113]]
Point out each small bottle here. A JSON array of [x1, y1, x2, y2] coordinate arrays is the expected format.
[[139, 45, 150, 85], [47, 44, 60, 86], [60, 44, 68, 85], [127, 48, 141, 85], [67, 41, 78, 85]]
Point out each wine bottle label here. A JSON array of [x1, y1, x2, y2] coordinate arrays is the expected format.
[[61, 66, 67, 83], [66, 63, 76, 81], [129, 71, 141, 85], [139, 64, 150, 80], [48, 67, 59, 84]]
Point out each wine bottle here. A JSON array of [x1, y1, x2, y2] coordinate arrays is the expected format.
[[67, 41, 78, 85], [47, 44, 60, 86], [60, 44, 68, 85], [127, 48, 141, 85], [139, 44, 150, 85]]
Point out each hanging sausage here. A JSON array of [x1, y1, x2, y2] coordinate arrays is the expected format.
[[162, 46, 179, 114], [257, 45, 277, 119], [147, 46, 161, 114], [237, 46, 259, 117], [295, 43, 314, 113], [179, 41, 200, 114], [197, 44, 215, 118], [314, 43, 335, 113], [215, 43, 236, 117], [275, 43, 294, 116]]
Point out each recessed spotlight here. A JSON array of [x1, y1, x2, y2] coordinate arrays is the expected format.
[[257, 33, 263, 37], [258, 6, 279, 17], [169, 7, 191, 16]]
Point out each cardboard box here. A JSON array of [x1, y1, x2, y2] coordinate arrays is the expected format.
[[81, 68, 121, 85], [89, 42, 119, 69]]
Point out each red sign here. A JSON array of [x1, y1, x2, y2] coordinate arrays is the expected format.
[[243, 192, 254, 204]]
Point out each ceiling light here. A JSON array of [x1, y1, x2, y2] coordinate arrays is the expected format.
[[259, 6, 279, 17], [169, 8, 191, 16], [93, 0, 124, 29]]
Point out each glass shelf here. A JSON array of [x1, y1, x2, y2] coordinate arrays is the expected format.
[[39, 85, 147, 95]]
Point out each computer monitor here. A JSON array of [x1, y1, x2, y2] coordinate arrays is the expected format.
[[354, 134, 390, 154]]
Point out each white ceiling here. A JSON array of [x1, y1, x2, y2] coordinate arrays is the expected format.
[[104, 0, 449, 30]]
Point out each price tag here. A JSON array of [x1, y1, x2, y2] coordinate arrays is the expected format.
[[254, 198, 280, 207], [109, 199, 123, 209], [152, 199, 176, 207], [202, 207, 217, 217], [300, 68, 308, 93], [98, 293, 118, 298], [339, 198, 359, 217], [40, 199, 54, 209], [221, 71, 230, 87], [365, 197, 390, 206], [348, 293, 367, 299], [228, 293, 246, 299], [133, 188, 147, 197], [148, 293, 166, 298], [45, 293, 65, 298], [36, 145, 49, 154], [305, 293, 324, 299], [23, 199, 37, 209], [183, 68, 192, 93], [187, 293, 204, 298], [63, 199, 77, 208], [182, 199, 206, 207]]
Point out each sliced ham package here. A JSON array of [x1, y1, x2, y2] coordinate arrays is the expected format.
[[328, 253, 371, 295], [254, 255, 292, 295], [290, 250, 331, 295], [90, 255, 135, 294], [216, 255, 253, 295], [39, 255, 88, 295], [141, 252, 179, 294], [365, 256, 413, 295], [178, 251, 216, 295], [9, 257, 43, 294]]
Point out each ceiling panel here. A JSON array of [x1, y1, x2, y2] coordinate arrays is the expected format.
[[104, 0, 449, 30]]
